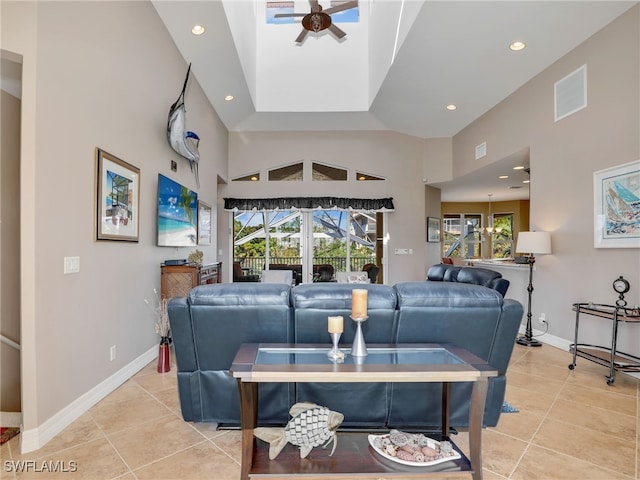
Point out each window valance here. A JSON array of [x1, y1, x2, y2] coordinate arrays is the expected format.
[[224, 197, 394, 212]]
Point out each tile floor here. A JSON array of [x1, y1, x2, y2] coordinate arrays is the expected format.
[[1, 343, 638, 479]]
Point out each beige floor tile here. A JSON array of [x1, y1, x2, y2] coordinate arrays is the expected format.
[[10, 414, 104, 461], [490, 409, 544, 443], [511, 444, 632, 480], [107, 414, 206, 470], [153, 387, 182, 415], [13, 437, 129, 480], [566, 368, 638, 397], [89, 393, 173, 435], [508, 357, 572, 383], [134, 369, 178, 394], [533, 417, 635, 477], [546, 398, 636, 438], [209, 430, 243, 464], [189, 422, 224, 439], [502, 384, 556, 417], [558, 382, 637, 416], [506, 370, 565, 397], [477, 429, 528, 478], [133, 441, 240, 480], [93, 380, 149, 407]]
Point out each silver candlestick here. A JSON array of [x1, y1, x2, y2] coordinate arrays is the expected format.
[[327, 332, 345, 361], [350, 315, 368, 357]]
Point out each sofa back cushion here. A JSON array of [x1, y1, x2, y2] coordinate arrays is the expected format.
[[186, 283, 293, 370], [291, 283, 397, 344], [393, 281, 504, 363]]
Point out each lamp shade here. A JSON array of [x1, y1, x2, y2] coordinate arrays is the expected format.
[[516, 231, 551, 255]]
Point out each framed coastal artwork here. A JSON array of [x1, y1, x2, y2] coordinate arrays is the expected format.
[[197, 201, 212, 245], [593, 159, 640, 248], [157, 174, 198, 247], [427, 217, 441, 243], [95, 148, 140, 242]]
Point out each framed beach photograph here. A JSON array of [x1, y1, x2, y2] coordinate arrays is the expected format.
[[593, 159, 640, 248], [157, 174, 198, 247], [95, 148, 140, 242], [427, 217, 441, 243], [197, 201, 212, 245]]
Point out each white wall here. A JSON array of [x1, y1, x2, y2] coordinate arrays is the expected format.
[[222, 131, 434, 285], [452, 6, 640, 355], [2, 0, 227, 449]]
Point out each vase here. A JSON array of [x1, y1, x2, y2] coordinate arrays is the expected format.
[[157, 341, 170, 373]]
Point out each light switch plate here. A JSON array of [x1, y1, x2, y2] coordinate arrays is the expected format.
[[64, 256, 80, 274]]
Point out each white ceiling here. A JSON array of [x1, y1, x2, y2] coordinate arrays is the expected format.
[[152, 0, 636, 202], [4, 2, 635, 201]]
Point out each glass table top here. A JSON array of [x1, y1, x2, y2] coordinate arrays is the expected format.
[[255, 346, 464, 366]]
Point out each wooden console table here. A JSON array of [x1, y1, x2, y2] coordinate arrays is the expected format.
[[160, 262, 221, 299], [569, 303, 640, 384], [230, 343, 497, 480]]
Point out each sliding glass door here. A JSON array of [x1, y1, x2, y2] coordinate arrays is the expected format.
[[233, 209, 380, 283]]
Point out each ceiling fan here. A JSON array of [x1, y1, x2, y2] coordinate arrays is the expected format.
[[275, 0, 359, 44]]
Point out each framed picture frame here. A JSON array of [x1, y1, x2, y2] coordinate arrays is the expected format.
[[157, 174, 198, 247], [427, 217, 441, 243], [593, 159, 640, 248], [95, 148, 140, 242], [197, 201, 212, 245]]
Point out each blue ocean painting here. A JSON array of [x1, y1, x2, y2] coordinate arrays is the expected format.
[[157, 174, 198, 247], [603, 170, 640, 239]]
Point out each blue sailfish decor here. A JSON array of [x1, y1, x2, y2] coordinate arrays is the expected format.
[[167, 63, 200, 186]]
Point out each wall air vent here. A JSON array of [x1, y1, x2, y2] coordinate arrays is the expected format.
[[475, 142, 487, 160], [555, 64, 587, 122]]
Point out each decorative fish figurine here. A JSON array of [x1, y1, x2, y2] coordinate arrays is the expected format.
[[254, 402, 344, 459], [167, 63, 200, 186]]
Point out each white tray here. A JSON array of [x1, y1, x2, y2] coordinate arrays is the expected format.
[[368, 432, 461, 467]]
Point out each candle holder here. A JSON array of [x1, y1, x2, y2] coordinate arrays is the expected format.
[[350, 315, 368, 357], [327, 332, 345, 361]]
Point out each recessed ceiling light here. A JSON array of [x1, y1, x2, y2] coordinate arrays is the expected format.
[[499, 175, 509, 179], [513, 165, 525, 170], [523, 180, 530, 184], [509, 41, 526, 51], [224, 95, 234, 101], [445, 104, 457, 111], [191, 25, 205, 35]]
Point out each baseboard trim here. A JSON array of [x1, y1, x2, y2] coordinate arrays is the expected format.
[[20, 345, 157, 454]]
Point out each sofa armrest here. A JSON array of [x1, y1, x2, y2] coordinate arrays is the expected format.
[[167, 297, 198, 372]]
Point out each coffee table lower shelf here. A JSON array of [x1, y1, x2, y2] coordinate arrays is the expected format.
[[249, 432, 472, 478]]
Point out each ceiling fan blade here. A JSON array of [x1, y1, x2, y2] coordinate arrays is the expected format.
[[274, 13, 306, 18], [309, 0, 320, 12], [295, 29, 309, 43], [328, 23, 346, 39], [324, 0, 358, 15]]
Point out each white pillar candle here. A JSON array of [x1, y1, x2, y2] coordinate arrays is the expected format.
[[328, 316, 344, 333], [351, 289, 368, 318]]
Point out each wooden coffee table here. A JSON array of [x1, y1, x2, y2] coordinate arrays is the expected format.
[[230, 343, 498, 480]]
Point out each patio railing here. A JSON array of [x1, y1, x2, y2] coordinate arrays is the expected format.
[[234, 256, 375, 275]]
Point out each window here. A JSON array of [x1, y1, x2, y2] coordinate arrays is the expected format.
[[491, 213, 514, 259], [443, 214, 482, 258]]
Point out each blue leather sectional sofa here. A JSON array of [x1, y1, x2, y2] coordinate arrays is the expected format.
[[167, 274, 523, 431]]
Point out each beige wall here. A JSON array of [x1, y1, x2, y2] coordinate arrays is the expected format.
[[2, 0, 228, 444], [1, 89, 22, 412], [222, 131, 432, 285], [452, 6, 640, 352]]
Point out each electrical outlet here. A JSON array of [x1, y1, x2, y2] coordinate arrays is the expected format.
[[110, 345, 116, 361], [538, 313, 546, 324]]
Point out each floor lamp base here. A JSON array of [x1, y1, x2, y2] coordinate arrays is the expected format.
[[516, 336, 543, 347]]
